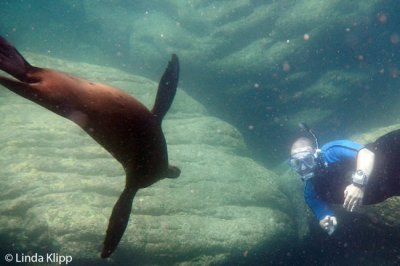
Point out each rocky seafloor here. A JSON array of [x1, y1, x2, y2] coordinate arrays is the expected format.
[[0, 54, 300, 265]]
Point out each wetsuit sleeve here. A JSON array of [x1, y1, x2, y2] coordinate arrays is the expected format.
[[323, 140, 364, 163], [304, 180, 334, 221]]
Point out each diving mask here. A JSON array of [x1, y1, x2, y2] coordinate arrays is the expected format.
[[290, 151, 317, 180]]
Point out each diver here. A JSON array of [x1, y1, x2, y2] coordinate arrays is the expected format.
[[290, 124, 400, 235]]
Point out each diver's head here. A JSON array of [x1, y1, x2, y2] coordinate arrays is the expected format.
[[290, 137, 318, 180]]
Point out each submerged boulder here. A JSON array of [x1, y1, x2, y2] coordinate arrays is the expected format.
[[0, 54, 297, 265], [350, 125, 400, 230]]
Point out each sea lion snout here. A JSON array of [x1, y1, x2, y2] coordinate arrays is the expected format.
[[166, 165, 181, 179]]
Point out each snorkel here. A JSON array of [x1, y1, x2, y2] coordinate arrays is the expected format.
[[298, 122, 319, 151]]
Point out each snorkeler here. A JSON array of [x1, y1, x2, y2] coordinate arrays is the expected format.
[[290, 125, 400, 235]]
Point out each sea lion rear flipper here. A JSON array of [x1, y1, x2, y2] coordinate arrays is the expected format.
[[101, 186, 138, 258], [151, 54, 179, 121], [0, 36, 32, 81]]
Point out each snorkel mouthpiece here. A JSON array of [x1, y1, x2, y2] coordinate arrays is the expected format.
[[301, 172, 314, 181]]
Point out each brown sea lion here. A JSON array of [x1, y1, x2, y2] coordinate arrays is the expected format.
[[0, 36, 180, 258]]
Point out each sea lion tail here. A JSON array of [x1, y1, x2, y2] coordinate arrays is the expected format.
[[0, 36, 32, 81], [151, 54, 179, 121], [101, 186, 138, 258]]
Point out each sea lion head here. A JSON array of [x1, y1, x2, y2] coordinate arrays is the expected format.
[[165, 165, 181, 179]]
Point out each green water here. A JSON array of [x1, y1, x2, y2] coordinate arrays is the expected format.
[[1, 1, 400, 265]]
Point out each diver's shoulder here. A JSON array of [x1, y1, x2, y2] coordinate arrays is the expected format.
[[321, 139, 363, 151]]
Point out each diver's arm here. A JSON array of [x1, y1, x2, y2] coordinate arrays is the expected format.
[[304, 180, 337, 234], [343, 148, 375, 212], [355, 148, 375, 178]]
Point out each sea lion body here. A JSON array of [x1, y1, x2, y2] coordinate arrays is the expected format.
[[23, 68, 169, 187], [0, 36, 180, 257]]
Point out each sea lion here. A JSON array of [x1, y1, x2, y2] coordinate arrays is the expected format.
[[0, 36, 181, 258]]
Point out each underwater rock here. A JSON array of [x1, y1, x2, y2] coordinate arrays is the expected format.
[[0, 54, 296, 265], [350, 124, 400, 230]]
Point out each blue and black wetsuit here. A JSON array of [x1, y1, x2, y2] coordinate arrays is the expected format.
[[304, 129, 400, 221]]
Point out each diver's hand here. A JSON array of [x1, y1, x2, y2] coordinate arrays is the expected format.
[[343, 184, 364, 212], [319, 215, 337, 235]]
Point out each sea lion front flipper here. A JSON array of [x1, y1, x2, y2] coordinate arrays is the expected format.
[[0, 75, 39, 100], [151, 54, 180, 121], [0, 35, 32, 81], [101, 186, 138, 258]]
